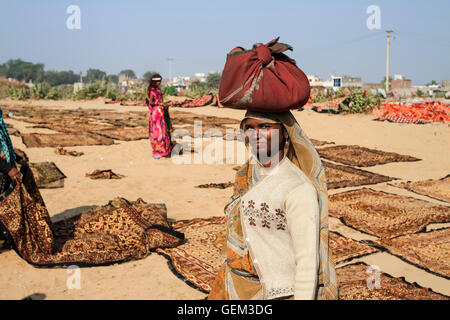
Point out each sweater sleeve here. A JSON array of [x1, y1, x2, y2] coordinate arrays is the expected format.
[[284, 181, 320, 300]]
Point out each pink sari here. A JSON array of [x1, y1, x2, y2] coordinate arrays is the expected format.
[[148, 87, 172, 157]]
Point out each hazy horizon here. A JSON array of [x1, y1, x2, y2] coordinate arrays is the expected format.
[[1, 0, 449, 85]]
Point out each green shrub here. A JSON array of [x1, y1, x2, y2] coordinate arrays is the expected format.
[[30, 82, 51, 99], [339, 89, 381, 114], [162, 85, 177, 97], [7, 87, 30, 100], [73, 79, 107, 100], [186, 80, 208, 98], [312, 92, 328, 103], [105, 83, 120, 100]]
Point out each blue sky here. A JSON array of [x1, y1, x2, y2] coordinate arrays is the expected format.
[[0, 0, 449, 85]]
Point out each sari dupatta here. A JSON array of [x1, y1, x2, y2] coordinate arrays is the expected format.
[[0, 108, 16, 165], [237, 111, 339, 300]]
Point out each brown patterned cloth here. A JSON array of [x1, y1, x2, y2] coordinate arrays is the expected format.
[[157, 218, 379, 293], [54, 147, 84, 157], [337, 263, 448, 300], [29, 162, 66, 189], [330, 231, 378, 264], [195, 182, 233, 189], [85, 169, 124, 180], [376, 228, 450, 279], [172, 125, 235, 138], [31, 122, 113, 134], [310, 139, 335, 147], [156, 216, 226, 293], [89, 127, 148, 141], [391, 175, 450, 203], [21, 133, 114, 148], [323, 161, 396, 189], [0, 166, 184, 267], [169, 111, 241, 126], [317, 145, 421, 167], [5, 123, 20, 137], [329, 188, 450, 239]]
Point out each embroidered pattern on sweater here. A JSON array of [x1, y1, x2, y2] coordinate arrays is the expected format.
[[266, 285, 295, 299], [243, 201, 287, 231]]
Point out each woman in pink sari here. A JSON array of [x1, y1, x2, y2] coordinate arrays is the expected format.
[[146, 74, 173, 159]]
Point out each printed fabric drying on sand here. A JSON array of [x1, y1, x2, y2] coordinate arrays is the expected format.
[[0, 166, 184, 267]]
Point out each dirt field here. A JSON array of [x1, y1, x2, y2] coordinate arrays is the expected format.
[[0, 98, 448, 299]]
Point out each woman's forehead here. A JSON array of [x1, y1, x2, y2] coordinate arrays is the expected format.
[[244, 118, 281, 126]]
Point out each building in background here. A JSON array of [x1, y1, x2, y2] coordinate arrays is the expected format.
[[439, 80, 450, 92], [391, 75, 412, 89], [322, 75, 362, 90], [307, 75, 323, 87], [118, 74, 143, 93]]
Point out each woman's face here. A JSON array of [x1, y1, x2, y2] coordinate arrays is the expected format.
[[243, 118, 286, 160], [154, 80, 161, 87]]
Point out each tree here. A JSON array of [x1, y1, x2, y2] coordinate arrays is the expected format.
[[107, 74, 118, 84], [415, 89, 424, 97], [381, 76, 393, 86], [206, 72, 221, 89], [143, 71, 159, 83], [119, 69, 136, 79], [44, 70, 79, 86], [1, 59, 44, 82], [0, 65, 6, 77], [426, 80, 438, 86], [85, 68, 106, 83]]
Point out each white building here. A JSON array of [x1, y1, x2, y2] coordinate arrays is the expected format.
[[322, 75, 362, 90], [307, 75, 323, 87]]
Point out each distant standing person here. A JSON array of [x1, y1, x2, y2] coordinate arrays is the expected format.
[[146, 74, 173, 159]]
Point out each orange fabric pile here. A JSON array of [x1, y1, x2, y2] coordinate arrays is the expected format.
[[181, 94, 213, 108], [373, 101, 450, 123]]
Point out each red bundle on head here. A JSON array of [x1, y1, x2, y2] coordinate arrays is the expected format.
[[218, 37, 311, 112]]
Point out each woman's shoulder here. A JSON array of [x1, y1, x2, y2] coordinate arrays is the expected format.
[[278, 157, 311, 185]]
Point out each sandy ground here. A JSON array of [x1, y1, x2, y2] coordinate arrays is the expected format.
[[0, 98, 449, 300]]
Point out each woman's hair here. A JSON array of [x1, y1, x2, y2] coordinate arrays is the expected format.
[[146, 73, 163, 104]]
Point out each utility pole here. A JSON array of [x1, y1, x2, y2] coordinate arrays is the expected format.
[[385, 30, 394, 93], [168, 58, 173, 84]]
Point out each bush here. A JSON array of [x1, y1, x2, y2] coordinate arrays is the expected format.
[[30, 82, 51, 99], [435, 91, 446, 98], [415, 89, 424, 97], [339, 89, 381, 114], [312, 92, 328, 103], [162, 85, 177, 97], [7, 87, 30, 100], [57, 84, 75, 100], [186, 80, 208, 98], [105, 82, 120, 100], [73, 79, 107, 100]]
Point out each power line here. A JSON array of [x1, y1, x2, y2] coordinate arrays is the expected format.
[[298, 31, 385, 53], [394, 30, 450, 47]]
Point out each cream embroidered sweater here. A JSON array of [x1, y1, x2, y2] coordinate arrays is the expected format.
[[238, 157, 320, 300]]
